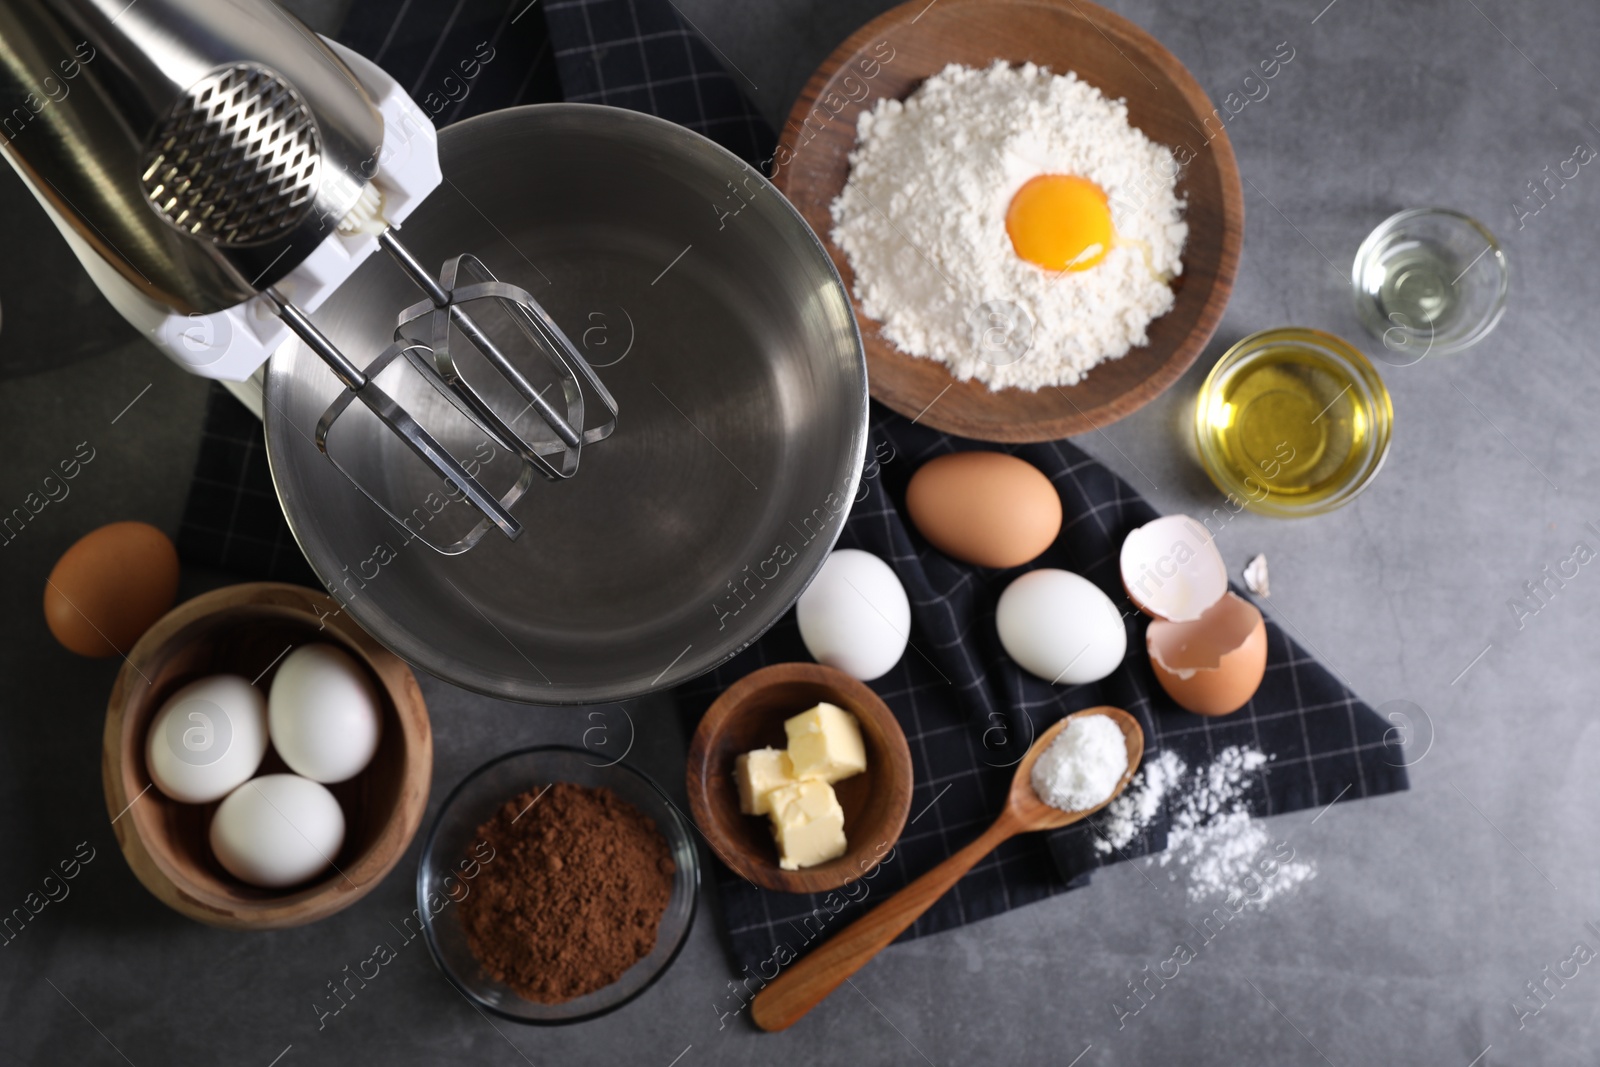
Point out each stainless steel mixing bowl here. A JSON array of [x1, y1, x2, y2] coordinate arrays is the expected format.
[[264, 104, 866, 704]]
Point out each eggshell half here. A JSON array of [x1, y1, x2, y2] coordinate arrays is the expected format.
[[906, 451, 1063, 569], [1119, 515, 1228, 622], [1146, 592, 1267, 716]]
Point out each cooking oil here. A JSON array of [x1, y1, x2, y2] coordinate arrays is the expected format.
[[1195, 328, 1392, 516]]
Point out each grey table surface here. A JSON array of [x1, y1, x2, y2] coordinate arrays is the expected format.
[[3, 0, 1598, 1063]]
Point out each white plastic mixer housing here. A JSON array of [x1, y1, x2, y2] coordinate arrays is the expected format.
[[7, 39, 441, 382]]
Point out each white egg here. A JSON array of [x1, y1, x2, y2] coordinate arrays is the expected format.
[[996, 569, 1127, 685], [796, 549, 911, 681], [210, 774, 346, 888], [145, 675, 269, 804], [268, 644, 382, 784]]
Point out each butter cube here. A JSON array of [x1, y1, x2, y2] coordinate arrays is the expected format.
[[735, 747, 796, 816], [768, 779, 848, 870], [784, 702, 867, 784]]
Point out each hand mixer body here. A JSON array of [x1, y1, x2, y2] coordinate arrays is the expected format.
[[0, 0, 616, 551], [0, 0, 396, 347]]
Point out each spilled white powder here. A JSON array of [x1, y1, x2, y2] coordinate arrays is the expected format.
[[1093, 746, 1315, 907], [1032, 714, 1128, 811], [830, 61, 1188, 390], [1094, 749, 1185, 852]]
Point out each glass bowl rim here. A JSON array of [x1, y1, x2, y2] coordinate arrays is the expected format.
[[416, 743, 701, 1025], [1194, 326, 1394, 518], [1350, 206, 1510, 356]]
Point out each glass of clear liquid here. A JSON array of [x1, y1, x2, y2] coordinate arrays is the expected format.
[[1351, 208, 1509, 361]]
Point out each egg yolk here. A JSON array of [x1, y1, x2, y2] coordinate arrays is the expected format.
[[1005, 174, 1113, 272]]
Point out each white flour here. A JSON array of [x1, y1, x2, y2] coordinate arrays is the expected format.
[[1094, 746, 1315, 907], [830, 61, 1187, 391], [1031, 714, 1128, 811]]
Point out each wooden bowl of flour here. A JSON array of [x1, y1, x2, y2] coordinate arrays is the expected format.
[[772, 0, 1244, 442]]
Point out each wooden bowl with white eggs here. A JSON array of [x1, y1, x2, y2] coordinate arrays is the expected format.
[[102, 583, 431, 930]]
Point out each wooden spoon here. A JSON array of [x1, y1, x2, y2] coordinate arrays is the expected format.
[[750, 705, 1144, 1032]]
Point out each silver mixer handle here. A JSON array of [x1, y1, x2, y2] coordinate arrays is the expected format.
[[0, 0, 386, 313]]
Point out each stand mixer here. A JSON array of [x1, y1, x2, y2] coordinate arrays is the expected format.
[[4, 0, 869, 703], [0, 0, 615, 554]]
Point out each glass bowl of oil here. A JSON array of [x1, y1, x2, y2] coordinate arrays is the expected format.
[[1351, 208, 1508, 358], [1194, 328, 1393, 517]]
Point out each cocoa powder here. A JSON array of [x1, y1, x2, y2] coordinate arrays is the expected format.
[[459, 782, 675, 1003]]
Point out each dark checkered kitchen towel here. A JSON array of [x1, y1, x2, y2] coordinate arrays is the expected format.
[[677, 410, 1409, 970], [181, 0, 1408, 971]]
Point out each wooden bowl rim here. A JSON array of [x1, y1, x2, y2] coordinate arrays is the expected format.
[[102, 582, 433, 930], [685, 662, 913, 894], [773, 0, 1244, 442]]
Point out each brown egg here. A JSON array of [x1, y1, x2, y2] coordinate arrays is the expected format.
[[1146, 592, 1267, 716], [44, 521, 180, 657], [905, 451, 1061, 568]]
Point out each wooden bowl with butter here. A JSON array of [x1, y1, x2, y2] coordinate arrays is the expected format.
[[686, 662, 913, 893]]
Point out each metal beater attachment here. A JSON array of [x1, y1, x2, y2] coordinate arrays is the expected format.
[[273, 226, 617, 555], [265, 227, 614, 559], [384, 233, 617, 481]]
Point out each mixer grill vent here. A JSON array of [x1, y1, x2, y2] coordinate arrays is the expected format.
[[141, 64, 322, 246]]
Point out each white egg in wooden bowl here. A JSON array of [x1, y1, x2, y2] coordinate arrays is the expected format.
[[144, 675, 269, 804], [268, 644, 383, 784], [210, 774, 347, 889]]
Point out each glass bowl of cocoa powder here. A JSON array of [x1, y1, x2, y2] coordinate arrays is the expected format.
[[417, 746, 699, 1023]]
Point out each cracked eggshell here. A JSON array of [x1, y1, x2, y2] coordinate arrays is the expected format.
[[1119, 515, 1228, 622], [1147, 592, 1267, 716]]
